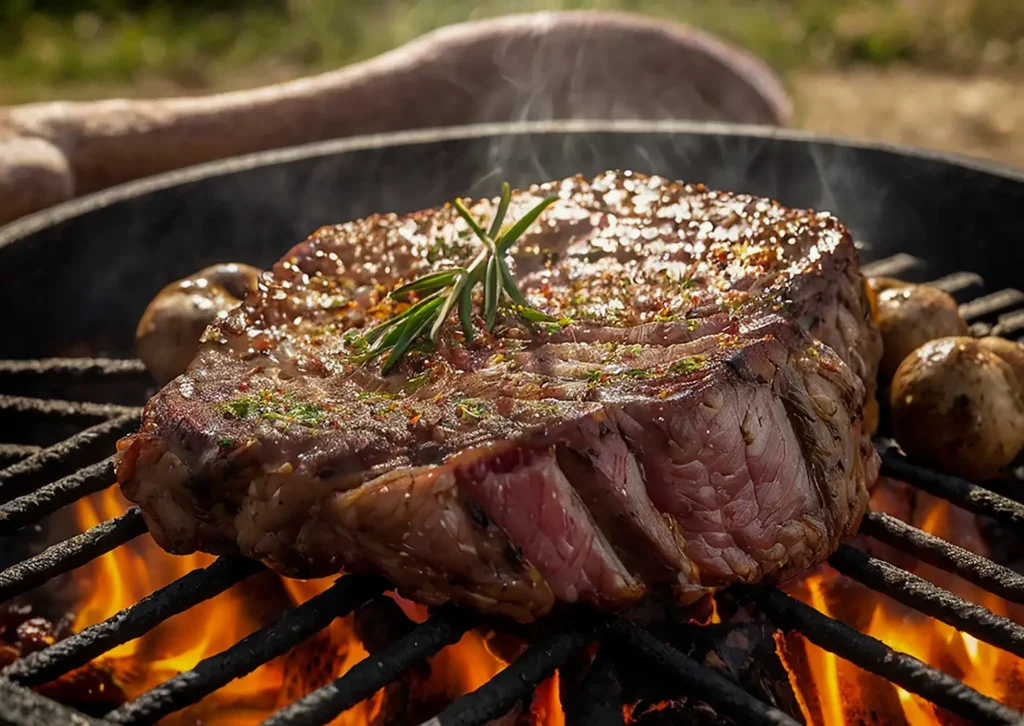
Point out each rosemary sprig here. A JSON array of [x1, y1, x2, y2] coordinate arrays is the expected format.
[[357, 183, 558, 374]]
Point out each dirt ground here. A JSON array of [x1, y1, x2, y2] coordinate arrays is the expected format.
[[793, 67, 1024, 169]]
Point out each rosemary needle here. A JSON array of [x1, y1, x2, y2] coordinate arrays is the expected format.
[[356, 183, 558, 374]]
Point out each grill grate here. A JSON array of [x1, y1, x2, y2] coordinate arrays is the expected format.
[[263, 605, 473, 726], [2, 256, 1024, 726]]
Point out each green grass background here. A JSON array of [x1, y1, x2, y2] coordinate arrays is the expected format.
[[1, 0, 1022, 104]]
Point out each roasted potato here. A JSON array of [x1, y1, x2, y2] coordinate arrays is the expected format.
[[890, 336, 1024, 480], [136, 263, 262, 384], [869, 279, 968, 385]]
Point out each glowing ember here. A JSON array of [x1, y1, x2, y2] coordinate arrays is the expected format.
[[778, 490, 1024, 725], [60, 487, 567, 725]]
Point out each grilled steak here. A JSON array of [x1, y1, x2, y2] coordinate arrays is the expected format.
[[116, 171, 881, 622]]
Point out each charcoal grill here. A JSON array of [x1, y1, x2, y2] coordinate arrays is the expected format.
[[2, 120, 1024, 726]]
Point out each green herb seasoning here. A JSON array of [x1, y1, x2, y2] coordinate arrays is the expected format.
[[531, 401, 560, 417], [669, 355, 708, 375], [455, 398, 491, 421], [219, 391, 328, 428], [623, 368, 657, 380], [403, 371, 431, 393]]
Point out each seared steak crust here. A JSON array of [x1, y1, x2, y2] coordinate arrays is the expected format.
[[116, 171, 881, 621]]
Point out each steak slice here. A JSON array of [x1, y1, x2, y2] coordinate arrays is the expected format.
[[116, 171, 881, 622]]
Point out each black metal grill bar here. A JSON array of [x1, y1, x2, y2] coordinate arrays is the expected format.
[[928, 271, 985, 296], [994, 309, 1024, 338], [0, 508, 147, 605], [861, 511, 1024, 605], [878, 445, 1024, 529], [604, 616, 799, 726], [2, 556, 265, 687], [959, 289, 1024, 322], [830, 544, 1024, 659], [753, 587, 1023, 725], [105, 575, 386, 726], [0, 458, 116, 537], [0, 358, 148, 379], [0, 413, 138, 505], [263, 605, 472, 726], [560, 649, 625, 726], [0, 395, 140, 422], [0, 677, 101, 726], [0, 444, 39, 467], [861, 253, 923, 279], [422, 628, 589, 726]]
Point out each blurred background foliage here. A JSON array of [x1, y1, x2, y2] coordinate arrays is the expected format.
[[1, 0, 1022, 103], [1, 0, 1021, 165]]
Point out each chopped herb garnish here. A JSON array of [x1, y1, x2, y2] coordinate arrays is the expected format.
[[355, 183, 560, 375], [219, 391, 328, 428], [542, 317, 574, 334], [218, 438, 235, 448], [669, 355, 708, 375], [583, 355, 708, 386], [403, 371, 431, 393], [532, 401, 560, 417], [343, 328, 369, 353], [455, 398, 491, 421], [357, 390, 397, 401], [426, 234, 475, 264]]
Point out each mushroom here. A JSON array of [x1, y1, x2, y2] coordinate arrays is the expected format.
[[890, 336, 1024, 480], [136, 263, 262, 384], [866, 276, 910, 296], [976, 336, 1024, 388], [868, 278, 968, 385]]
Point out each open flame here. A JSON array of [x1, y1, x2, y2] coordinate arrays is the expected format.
[[63, 487, 565, 725], [778, 488, 1024, 725], [45, 478, 1023, 724]]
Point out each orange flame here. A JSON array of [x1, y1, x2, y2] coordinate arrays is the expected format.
[[73, 487, 282, 724], [61, 486, 565, 725], [779, 492, 1024, 725]]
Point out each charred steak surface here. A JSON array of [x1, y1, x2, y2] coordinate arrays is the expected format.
[[117, 171, 881, 622]]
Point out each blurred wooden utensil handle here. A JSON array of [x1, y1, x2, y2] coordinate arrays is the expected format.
[[0, 10, 790, 226]]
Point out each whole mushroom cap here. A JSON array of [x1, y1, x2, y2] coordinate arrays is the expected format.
[[136, 263, 262, 385], [890, 336, 1024, 481], [977, 336, 1024, 389], [873, 281, 968, 385]]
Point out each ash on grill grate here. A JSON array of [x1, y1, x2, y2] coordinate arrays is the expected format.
[[0, 444, 40, 467]]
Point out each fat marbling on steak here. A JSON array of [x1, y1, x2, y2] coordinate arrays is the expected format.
[[116, 171, 881, 622]]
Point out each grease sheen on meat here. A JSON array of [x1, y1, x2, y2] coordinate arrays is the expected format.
[[116, 171, 881, 622]]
